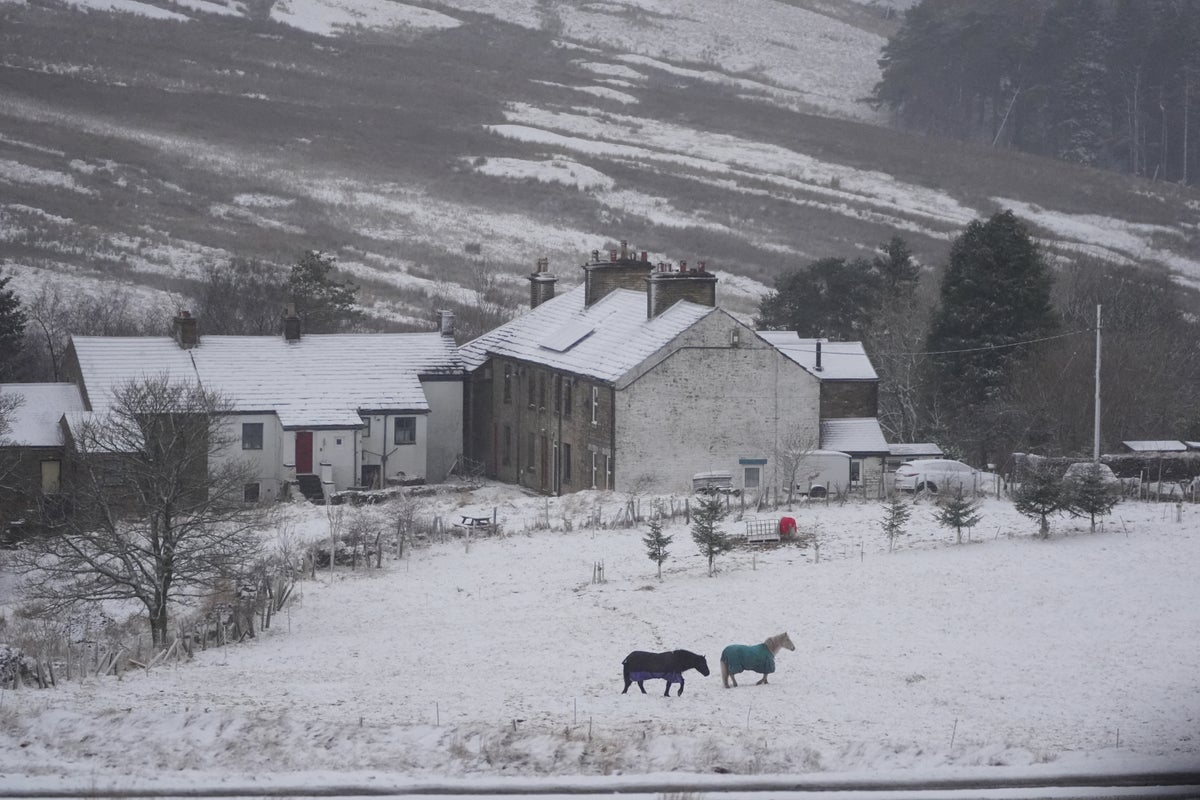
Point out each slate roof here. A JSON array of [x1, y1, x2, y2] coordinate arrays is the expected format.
[[757, 332, 877, 380], [888, 442, 944, 458], [820, 417, 889, 454], [1121, 440, 1187, 452], [0, 383, 84, 446], [458, 285, 714, 382], [71, 333, 463, 429]]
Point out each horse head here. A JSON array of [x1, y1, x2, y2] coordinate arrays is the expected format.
[[778, 632, 796, 651], [694, 653, 711, 676]]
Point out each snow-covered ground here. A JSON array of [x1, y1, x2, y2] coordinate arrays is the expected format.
[[2, 485, 1198, 794]]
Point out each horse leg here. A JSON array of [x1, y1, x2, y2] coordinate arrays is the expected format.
[[721, 660, 736, 688], [755, 674, 768, 685], [677, 676, 685, 696], [637, 680, 647, 694], [622, 678, 632, 694], [662, 680, 672, 697]]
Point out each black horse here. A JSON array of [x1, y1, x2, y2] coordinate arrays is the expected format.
[[621, 649, 710, 696]]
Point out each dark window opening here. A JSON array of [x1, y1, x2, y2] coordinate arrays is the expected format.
[[394, 417, 416, 445], [242, 422, 264, 450]]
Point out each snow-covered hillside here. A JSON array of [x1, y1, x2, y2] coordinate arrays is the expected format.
[[2, 485, 1198, 793], [2, 0, 1197, 328]]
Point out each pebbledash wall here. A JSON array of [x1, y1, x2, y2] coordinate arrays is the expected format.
[[212, 382, 460, 503], [615, 312, 821, 494]]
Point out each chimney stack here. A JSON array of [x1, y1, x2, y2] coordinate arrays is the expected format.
[[583, 240, 654, 307], [438, 309, 456, 337], [173, 310, 199, 349], [283, 303, 301, 342], [815, 340, 823, 372], [529, 257, 557, 309], [645, 261, 717, 318]]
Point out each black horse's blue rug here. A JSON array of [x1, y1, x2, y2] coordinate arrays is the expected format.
[[621, 649, 709, 696]]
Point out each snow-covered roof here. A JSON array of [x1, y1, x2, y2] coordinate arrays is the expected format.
[[458, 285, 714, 382], [1121, 440, 1187, 452], [0, 383, 84, 447], [757, 332, 877, 380], [888, 442, 944, 458], [71, 333, 463, 429], [820, 417, 889, 454]]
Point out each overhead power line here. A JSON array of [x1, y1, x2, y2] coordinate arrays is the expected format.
[[763, 328, 1094, 357]]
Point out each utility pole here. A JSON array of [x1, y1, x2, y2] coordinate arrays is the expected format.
[[1093, 304, 1102, 462]]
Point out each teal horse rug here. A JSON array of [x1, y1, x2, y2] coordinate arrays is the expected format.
[[721, 643, 775, 676]]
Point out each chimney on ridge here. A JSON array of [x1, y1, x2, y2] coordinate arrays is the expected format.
[[645, 259, 717, 319], [282, 303, 302, 342], [173, 310, 199, 349], [529, 257, 557, 309], [582, 240, 653, 307], [438, 309, 456, 337]]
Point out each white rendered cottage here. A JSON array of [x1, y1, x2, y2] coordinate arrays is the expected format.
[[64, 312, 464, 503]]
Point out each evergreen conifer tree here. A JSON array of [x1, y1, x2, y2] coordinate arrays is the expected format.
[[691, 495, 732, 577], [288, 250, 363, 333], [881, 495, 913, 552], [1065, 463, 1120, 532], [643, 513, 673, 580], [0, 273, 28, 382], [925, 211, 1057, 459], [1013, 461, 1064, 538], [935, 488, 982, 544]]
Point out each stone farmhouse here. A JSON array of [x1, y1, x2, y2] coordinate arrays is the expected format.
[[60, 310, 465, 504], [458, 245, 888, 496]]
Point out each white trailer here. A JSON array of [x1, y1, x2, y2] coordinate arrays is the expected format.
[[790, 450, 851, 498]]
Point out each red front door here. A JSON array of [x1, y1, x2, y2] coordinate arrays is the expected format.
[[295, 431, 313, 473]]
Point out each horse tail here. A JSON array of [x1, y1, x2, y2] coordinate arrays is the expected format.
[[720, 658, 729, 683]]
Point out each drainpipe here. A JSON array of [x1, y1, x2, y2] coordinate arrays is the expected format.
[[556, 375, 564, 496], [609, 383, 617, 492]]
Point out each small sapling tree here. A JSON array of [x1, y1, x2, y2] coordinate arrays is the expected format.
[[1065, 463, 1120, 532], [935, 488, 982, 544], [881, 495, 912, 552], [642, 509, 673, 580], [691, 494, 733, 577], [1012, 461, 1063, 538]]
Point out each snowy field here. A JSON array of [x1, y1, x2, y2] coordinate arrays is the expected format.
[[2, 485, 1199, 795]]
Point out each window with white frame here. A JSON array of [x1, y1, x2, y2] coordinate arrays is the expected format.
[[591, 386, 599, 424]]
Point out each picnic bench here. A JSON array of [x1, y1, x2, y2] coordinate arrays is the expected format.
[[452, 514, 498, 536]]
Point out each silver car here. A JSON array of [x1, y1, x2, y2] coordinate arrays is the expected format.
[[893, 459, 979, 494], [1062, 461, 1120, 488]]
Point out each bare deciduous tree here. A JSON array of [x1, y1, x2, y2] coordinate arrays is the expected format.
[[20, 282, 167, 381], [16, 376, 265, 646], [774, 423, 820, 508], [0, 392, 25, 529], [192, 258, 287, 335]]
